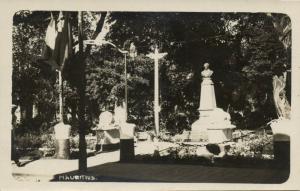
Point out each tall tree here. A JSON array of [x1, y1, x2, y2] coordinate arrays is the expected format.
[[267, 13, 291, 119], [13, 11, 58, 127]]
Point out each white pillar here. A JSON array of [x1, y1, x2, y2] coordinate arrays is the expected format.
[[147, 46, 167, 136], [154, 49, 159, 136], [124, 53, 128, 121], [58, 70, 63, 122]]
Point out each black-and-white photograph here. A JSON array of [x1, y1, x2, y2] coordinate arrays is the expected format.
[[10, 10, 292, 184]]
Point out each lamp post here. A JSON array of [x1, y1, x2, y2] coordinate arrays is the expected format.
[[114, 46, 128, 121], [85, 39, 137, 162], [84, 39, 136, 122]]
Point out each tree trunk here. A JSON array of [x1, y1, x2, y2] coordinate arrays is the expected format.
[[77, 11, 109, 173], [272, 74, 291, 119], [77, 11, 87, 172], [268, 13, 291, 119]]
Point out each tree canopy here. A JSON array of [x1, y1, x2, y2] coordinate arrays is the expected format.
[[12, 11, 291, 134]]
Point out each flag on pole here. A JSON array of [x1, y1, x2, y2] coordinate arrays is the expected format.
[[45, 13, 57, 50], [40, 11, 72, 72], [40, 12, 59, 70], [54, 11, 73, 72]]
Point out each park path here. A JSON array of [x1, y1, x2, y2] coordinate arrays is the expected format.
[[11, 141, 170, 181], [12, 150, 120, 181]]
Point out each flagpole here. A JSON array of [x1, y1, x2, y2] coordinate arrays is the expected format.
[[58, 70, 63, 122], [53, 11, 71, 160], [154, 47, 159, 136], [124, 53, 128, 121]]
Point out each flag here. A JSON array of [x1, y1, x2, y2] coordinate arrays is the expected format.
[[53, 11, 73, 72], [40, 11, 72, 72], [40, 12, 59, 70], [45, 13, 57, 50]]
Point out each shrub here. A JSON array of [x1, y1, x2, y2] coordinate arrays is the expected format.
[[15, 133, 43, 150], [70, 135, 79, 149], [70, 134, 96, 150], [40, 133, 56, 149], [227, 131, 273, 159]]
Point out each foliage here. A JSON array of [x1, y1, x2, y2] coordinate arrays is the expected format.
[[107, 12, 290, 131], [227, 132, 273, 159], [12, 11, 291, 136], [15, 132, 43, 149], [15, 128, 55, 150], [135, 131, 273, 165], [40, 133, 56, 149], [70, 134, 97, 150], [13, 11, 58, 126]]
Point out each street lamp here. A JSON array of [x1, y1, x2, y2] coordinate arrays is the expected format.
[[84, 39, 136, 122]]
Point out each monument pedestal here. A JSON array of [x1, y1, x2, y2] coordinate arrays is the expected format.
[[190, 117, 209, 142], [270, 119, 291, 168], [54, 122, 71, 159], [190, 108, 236, 143], [207, 126, 235, 143], [119, 123, 135, 162]]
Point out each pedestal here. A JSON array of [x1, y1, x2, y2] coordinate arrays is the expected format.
[[190, 108, 235, 143], [120, 139, 135, 162], [190, 118, 209, 142], [273, 140, 290, 168], [207, 126, 235, 143], [119, 123, 135, 162], [270, 119, 291, 168], [54, 122, 71, 159], [55, 139, 70, 159]]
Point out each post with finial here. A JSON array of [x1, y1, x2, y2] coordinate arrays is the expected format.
[[146, 45, 167, 138]]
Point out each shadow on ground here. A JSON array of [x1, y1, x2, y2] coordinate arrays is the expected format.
[[52, 158, 290, 183]]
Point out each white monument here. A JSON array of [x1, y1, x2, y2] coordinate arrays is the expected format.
[[190, 63, 235, 143]]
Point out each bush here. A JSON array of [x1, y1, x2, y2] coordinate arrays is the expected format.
[[70, 134, 97, 150], [40, 133, 56, 149], [15, 133, 43, 150], [227, 131, 273, 159], [70, 135, 79, 149], [14, 126, 56, 153]]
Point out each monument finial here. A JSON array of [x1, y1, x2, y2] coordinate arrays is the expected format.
[[204, 62, 209, 69], [201, 63, 213, 78]]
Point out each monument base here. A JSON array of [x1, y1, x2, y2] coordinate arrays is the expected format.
[[55, 139, 70, 159], [190, 118, 209, 142], [54, 122, 71, 159], [190, 108, 236, 143], [207, 126, 235, 143]]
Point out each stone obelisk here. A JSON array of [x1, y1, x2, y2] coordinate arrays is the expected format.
[[198, 63, 216, 113]]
